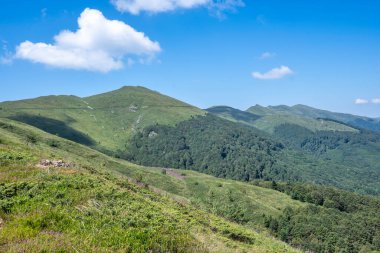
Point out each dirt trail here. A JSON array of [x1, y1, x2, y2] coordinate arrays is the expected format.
[[164, 168, 185, 180]]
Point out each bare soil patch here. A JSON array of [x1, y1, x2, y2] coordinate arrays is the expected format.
[[164, 168, 186, 180], [36, 159, 74, 169]]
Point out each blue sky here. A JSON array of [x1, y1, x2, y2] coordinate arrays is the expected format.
[[1, 0, 380, 117]]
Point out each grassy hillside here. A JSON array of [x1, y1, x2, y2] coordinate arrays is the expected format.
[[207, 106, 358, 134], [2, 118, 380, 252], [247, 104, 380, 132], [252, 115, 358, 134], [0, 118, 298, 253], [206, 106, 260, 126], [0, 86, 204, 153]]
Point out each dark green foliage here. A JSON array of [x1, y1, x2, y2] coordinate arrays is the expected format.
[[202, 189, 250, 224], [124, 115, 380, 194], [274, 123, 380, 155], [25, 134, 37, 144], [125, 115, 287, 182], [0, 150, 30, 166], [271, 123, 380, 194], [47, 139, 60, 148], [263, 182, 380, 252]]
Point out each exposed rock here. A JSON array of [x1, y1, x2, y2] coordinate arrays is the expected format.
[[148, 131, 158, 138], [38, 159, 74, 168], [129, 104, 138, 112]]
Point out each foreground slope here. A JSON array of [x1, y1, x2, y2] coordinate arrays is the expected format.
[[0, 86, 204, 153], [2, 118, 380, 252], [0, 118, 297, 252]]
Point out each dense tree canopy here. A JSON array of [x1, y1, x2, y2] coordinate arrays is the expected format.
[[262, 182, 380, 253], [123, 115, 289, 181]]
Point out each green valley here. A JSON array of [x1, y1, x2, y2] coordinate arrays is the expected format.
[[2, 87, 380, 252]]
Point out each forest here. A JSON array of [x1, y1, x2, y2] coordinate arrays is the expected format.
[[123, 115, 290, 181], [262, 182, 380, 252]]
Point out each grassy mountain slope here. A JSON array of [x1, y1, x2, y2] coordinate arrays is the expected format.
[[252, 115, 358, 134], [207, 106, 358, 134], [0, 118, 298, 252], [248, 104, 380, 132], [2, 118, 380, 252], [206, 106, 260, 126], [0, 86, 204, 153]]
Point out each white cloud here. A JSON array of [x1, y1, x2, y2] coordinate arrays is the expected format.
[[372, 98, 380, 104], [15, 8, 161, 72], [355, 98, 369, 105], [252, 66, 294, 80], [259, 52, 276, 60], [111, 0, 244, 16], [111, 0, 208, 14]]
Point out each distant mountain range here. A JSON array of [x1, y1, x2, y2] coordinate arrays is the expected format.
[[208, 104, 380, 133], [247, 104, 380, 132], [1, 86, 380, 252], [2, 86, 380, 194]]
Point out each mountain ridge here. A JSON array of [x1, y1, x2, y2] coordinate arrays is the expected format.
[[0, 86, 204, 153], [2, 87, 380, 252], [247, 104, 380, 132]]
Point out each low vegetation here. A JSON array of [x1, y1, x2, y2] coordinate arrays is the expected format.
[[0, 118, 298, 252]]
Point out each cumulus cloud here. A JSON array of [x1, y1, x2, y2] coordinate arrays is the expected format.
[[252, 66, 294, 80], [354, 98, 369, 105], [354, 98, 380, 105], [259, 52, 276, 60], [111, 0, 244, 16], [15, 8, 161, 72]]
